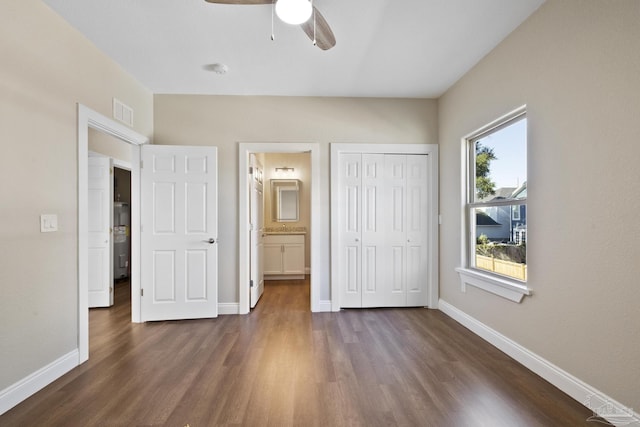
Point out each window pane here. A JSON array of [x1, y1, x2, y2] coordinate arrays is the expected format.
[[473, 205, 527, 281], [473, 118, 527, 203]]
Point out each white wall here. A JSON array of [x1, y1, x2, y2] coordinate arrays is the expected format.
[[153, 95, 438, 302], [0, 0, 153, 393], [438, 0, 640, 410]]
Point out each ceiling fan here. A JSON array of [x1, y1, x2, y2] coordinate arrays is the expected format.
[[204, 0, 336, 50]]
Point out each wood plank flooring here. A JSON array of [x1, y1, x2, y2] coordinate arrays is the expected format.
[[2, 278, 596, 426]]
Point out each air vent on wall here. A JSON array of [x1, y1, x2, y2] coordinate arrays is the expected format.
[[113, 98, 133, 127]]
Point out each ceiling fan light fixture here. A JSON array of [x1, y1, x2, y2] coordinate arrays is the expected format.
[[275, 0, 312, 25]]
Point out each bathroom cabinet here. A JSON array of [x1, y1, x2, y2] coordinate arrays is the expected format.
[[263, 234, 305, 279]]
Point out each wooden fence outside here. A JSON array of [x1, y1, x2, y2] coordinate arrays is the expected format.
[[476, 255, 527, 281]]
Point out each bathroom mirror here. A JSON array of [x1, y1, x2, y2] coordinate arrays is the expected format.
[[271, 179, 299, 222]]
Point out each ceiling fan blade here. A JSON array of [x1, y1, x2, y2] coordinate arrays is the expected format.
[[204, 0, 271, 4], [300, 6, 336, 50]]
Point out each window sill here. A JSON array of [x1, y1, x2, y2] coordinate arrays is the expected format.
[[455, 268, 532, 303]]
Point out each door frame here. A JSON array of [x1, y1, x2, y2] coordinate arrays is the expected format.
[[78, 104, 148, 363], [330, 143, 440, 311], [238, 143, 321, 314]]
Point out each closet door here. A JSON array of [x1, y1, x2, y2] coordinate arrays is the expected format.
[[406, 155, 429, 306], [338, 153, 362, 308], [337, 152, 430, 308], [361, 154, 389, 307], [377, 154, 408, 307]]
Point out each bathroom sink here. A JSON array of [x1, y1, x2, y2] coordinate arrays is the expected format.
[[263, 226, 307, 235]]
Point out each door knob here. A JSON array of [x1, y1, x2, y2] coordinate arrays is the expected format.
[[204, 238, 216, 244]]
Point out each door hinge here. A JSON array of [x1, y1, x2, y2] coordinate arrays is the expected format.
[[110, 286, 113, 293], [141, 288, 144, 297], [250, 279, 254, 288], [140, 160, 143, 169], [249, 166, 254, 174]]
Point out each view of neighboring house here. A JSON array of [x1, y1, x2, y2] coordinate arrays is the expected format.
[[510, 183, 527, 244], [476, 182, 527, 244]]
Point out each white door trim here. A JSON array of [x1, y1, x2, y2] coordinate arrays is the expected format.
[[78, 104, 148, 364], [238, 143, 321, 314], [330, 143, 439, 311], [112, 158, 132, 171]]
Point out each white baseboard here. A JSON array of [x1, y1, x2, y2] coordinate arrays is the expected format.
[[438, 299, 639, 426], [0, 349, 79, 416], [315, 300, 332, 312], [218, 302, 239, 315]]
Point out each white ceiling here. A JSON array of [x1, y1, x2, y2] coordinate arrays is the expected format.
[[42, 0, 544, 98]]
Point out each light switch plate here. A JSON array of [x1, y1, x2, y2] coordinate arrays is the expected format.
[[40, 214, 58, 232]]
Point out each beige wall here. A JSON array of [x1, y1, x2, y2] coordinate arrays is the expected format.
[[9, 0, 637, 416], [154, 95, 438, 302], [89, 128, 132, 163], [262, 153, 311, 270], [438, 0, 640, 410], [0, 0, 152, 391]]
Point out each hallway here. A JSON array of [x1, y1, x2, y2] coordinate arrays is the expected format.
[[2, 278, 594, 426]]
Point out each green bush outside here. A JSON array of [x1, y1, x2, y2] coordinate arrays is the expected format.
[[476, 234, 526, 264]]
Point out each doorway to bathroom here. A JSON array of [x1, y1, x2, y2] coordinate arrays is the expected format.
[[238, 142, 322, 315], [250, 152, 311, 309]]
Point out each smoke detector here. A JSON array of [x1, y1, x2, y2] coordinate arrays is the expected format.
[[204, 63, 229, 75]]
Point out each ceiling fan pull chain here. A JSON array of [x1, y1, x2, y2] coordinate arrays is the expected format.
[[312, 0, 317, 46], [271, 0, 275, 41]]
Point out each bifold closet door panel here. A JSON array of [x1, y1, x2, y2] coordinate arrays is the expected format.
[[406, 155, 429, 306], [362, 154, 407, 307], [339, 153, 363, 308]]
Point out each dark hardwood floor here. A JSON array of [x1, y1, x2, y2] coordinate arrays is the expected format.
[[2, 278, 595, 426]]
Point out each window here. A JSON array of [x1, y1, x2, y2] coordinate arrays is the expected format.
[[512, 205, 520, 221], [457, 107, 531, 302]]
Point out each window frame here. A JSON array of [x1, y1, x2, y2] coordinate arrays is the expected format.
[[456, 106, 532, 303]]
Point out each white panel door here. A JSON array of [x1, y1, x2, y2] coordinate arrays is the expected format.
[[88, 155, 113, 308], [339, 153, 362, 308], [141, 145, 218, 321], [249, 155, 264, 308], [337, 152, 430, 308], [405, 155, 429, 306], [361, 154, 389, 307], [380, 155, 408, 307]]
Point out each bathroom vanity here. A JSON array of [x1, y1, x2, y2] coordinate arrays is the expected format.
[[263, 229, 305, 280]]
